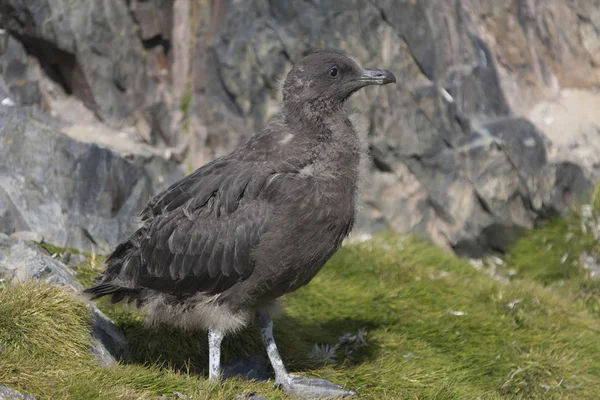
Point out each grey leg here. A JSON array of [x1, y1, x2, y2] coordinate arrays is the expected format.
[[208, 327, 224, 381], [255, 310, 356, 399], [255, 310, 291, 387]]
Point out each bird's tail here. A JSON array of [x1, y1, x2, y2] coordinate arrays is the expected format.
[[83, 235, 142, 303]]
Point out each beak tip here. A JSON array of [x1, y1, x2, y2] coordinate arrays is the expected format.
[[382, 70, 396, 85], [361, 68, 397, 85]]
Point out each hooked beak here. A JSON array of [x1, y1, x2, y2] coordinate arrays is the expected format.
[[359, 68, 397, 86]]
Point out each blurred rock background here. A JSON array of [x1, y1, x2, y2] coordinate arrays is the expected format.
[[0, 0, 598, 256]]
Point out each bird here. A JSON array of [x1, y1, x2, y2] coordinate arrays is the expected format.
[[84, 50, 396, 399]]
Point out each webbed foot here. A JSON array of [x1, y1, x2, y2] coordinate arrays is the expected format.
[[277, 374, 355, 399]]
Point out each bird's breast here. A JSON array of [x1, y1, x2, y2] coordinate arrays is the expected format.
[[297, 171, 357, 236]]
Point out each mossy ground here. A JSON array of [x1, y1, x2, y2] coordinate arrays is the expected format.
[[3, 194, 600, 399]]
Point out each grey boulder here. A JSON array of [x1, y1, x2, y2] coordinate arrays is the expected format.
[[0, 105, 183, 253], [0, 0, 175, 144]]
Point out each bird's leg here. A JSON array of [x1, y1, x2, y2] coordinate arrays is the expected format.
[[208, 327, 224, 381], [254, 309, 291, 386], [254, 310, 356, 399]]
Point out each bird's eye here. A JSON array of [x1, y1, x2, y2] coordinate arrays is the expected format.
[[329, 67, 339, 77]]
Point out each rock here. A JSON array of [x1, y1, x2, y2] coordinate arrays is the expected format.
[[128, 0, 173, 44], [0, 234, 79, 289], [157, 392, 195, 400], [363, 117, 591, 255], [0, 32, 41, 107], [0, 386, 37, 400], [186, 0, 596, 254], [580, 252, 600, 280], [0, 0, 179, 146], [170, 0, 192, 104], [0, 233, 126, 366], [235, 393, 268, 400], [0, 106, 184, 253], [529, 89, 600, 178], [10, 231, 44, 243], [89, 306, 128, 367], [63, 252, 87, 267], [0, 188, 28, 235]]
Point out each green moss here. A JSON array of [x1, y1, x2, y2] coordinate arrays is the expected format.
[[3, 233, 600, 399], [179, 81, 192, 117], [504, 184, 600, 318], [509, 185, 600, 281], [71, 253, 107, 288], [36, 241, 75, 257]]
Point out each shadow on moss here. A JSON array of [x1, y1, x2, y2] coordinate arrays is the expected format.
[[103, 302, 381, 382]]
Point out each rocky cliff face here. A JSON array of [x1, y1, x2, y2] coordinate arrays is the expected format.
[[0, 0, 180, 146], [0, 106, 183, 252], [1, 0, 598, 255]]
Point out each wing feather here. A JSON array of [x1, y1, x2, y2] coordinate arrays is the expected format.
[[197, 228, 218, 275], [233, 224, 251, 275], [207, 235, 224, 278], [109, 128, 316, 298], [220, 238, 235, 277], [136, 199, 269, 296]]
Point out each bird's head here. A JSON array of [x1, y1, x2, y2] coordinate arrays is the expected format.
[[282, 51, 396, 110]]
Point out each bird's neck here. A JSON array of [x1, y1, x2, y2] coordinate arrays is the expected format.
[[284, 100, 356, 143], [284, 100, 362, 178]]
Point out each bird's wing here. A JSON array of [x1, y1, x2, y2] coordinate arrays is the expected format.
[[137, 199, 269, 296], [141, 157, 259, 221], [139, 123, 301, 222], [132, 156, 277, 296]]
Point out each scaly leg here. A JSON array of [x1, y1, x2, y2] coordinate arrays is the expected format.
[[208, 327, 224, 380], [255, 310, 356, 399]]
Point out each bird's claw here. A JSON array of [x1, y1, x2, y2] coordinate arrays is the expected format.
[[276, 374, 356, 399]]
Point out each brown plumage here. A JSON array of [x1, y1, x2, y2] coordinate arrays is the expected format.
[[84, 50, 395, 398]]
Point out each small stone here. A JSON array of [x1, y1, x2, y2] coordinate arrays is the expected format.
[[235, 393, 268, 400], [579, 253, 600, 280], [60, 251, 71, 265], [67, 253, 87, 266], [581, 205, 593, 219], [470, 259, 484, 270], [507, 299, 521, 309], [491, 256, 504, 266], [0, 386, 37, 399]]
